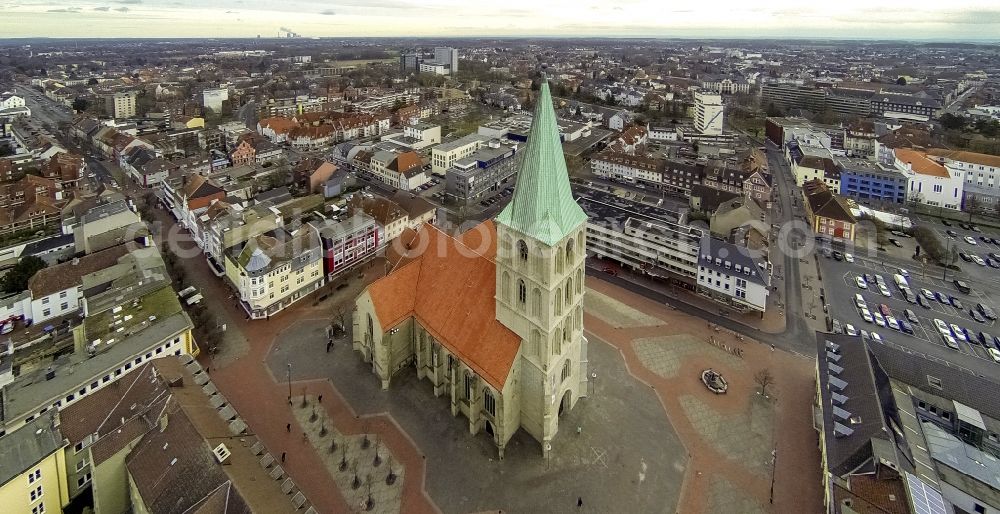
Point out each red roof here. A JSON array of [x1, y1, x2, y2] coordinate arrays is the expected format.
[[365, 221, 519, 389]]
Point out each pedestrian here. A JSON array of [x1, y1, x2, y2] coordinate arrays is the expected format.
[[205, 367, 210, 374], [286, 423, 291, 433], [326, 341, 332, 353], [302, 432, 308, 443], [281, 452, 286, 463], [577, 497, 583, 508], [318, 395, 323, 404]]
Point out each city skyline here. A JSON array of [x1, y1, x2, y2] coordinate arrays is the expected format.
[[2, 0, 1000, 40]]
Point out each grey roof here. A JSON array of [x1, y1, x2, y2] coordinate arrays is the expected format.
[[815, 332, 898, 477], [22, 233, 74, 255], [434, 133, 488, 153], [923, 421, 1000, 490], [867, 342, 1000, 420], [698, 238, 770, 287], [0, 416, 64, 488], [309, 213, 376, 242], [0, 312, 193, 427]]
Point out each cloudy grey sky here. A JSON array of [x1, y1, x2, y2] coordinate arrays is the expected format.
[[2, 0, 999, 39]]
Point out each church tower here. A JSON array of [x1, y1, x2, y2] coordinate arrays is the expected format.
[[494, 81, 589, 457]]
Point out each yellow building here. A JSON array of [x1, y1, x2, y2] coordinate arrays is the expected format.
[[0, 417, 70, 514], [224, 228, 325, 319]]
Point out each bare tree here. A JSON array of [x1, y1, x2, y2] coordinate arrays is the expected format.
[[754, 368, 775, 396]]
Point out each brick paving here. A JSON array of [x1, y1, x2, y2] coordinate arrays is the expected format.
[[584, 278, 823, 514], [160, 194, 819, 513]]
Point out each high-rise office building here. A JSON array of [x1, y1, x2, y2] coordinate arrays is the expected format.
[[433, 47, 458, 73], [694, 91, 724, 136]]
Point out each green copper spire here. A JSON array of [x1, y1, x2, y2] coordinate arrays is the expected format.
[[496, 80, 588, 246]]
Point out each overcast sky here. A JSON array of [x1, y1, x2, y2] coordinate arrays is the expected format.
[[2, 0, 999, 40]]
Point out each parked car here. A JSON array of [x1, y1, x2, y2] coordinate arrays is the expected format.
[[889, 239, 903, 248], [941, 333, 960, 350], [934, 318, 950, 335], [832, 251, 843, 261], [965, 236, 978, 245], [878, 283, 891, 297], [973, 255, 986, 266], [873, 312, 886, 327], [950, 296, 964, 310], [870, 332, 884, 344], [978, 331, 994, 347], [971, 309, 986, 323], [865, 273, 876, 285], [886, 316, 900, 331], [920, 288, 935, 300], [917, 295, 930, 308], [946, 229, 958, 238], [845, 324, 858, 336], [935, 291, 949, 304], [960, 222, 971, 230], [845, 253, 855, 263], [832, 319, 843, 334], [899, 320, 914, 334], [855, 276, 867, 289], [954, 280, 971, 294], [855, 294, 867, 310], [977, 303, 997, 320], [860, 308, 874, 323], [942, 219, 953, 226], [951, 323, 967, 342], [904, 309, 918, 323], [988, 348, 1000, 363], [960, 252, 973, 262]]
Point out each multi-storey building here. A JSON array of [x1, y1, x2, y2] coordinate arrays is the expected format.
[[100, 91, 138, 119], [696, 238, 770, 313], [578, 188, 704, 287], [0, 243, 197, 437], [309, 213, 381, 281], [446, 140, 519, 206], [431, 133, 488, 174], [0, 417, 67, 514], [224, 228, 324, 319], [837, 157, 908, 204], [871, 93, 941, 121], [694, 91, 724, 136], [896, 148, 964, 210], [803, 179, 857, 241], [927, 149, 1000, 211]]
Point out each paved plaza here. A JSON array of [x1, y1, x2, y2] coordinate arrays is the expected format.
[[173, 203, 823, 514]]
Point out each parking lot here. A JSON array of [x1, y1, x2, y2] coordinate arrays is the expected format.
[[821, 247, 1000, 376]]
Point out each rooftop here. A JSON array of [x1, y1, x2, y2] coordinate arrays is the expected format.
[[0, 311, 192, 427], [0, 415, 63, 488]]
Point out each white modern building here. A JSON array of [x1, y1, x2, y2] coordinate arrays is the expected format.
[[928, 148, 1000, 210], [696, 238, 770, 313], [694, 91, 724, 136], [896, 148, 964, 210], [431, 133, 489, 174]]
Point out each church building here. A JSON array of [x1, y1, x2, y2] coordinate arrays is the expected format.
[[351, 82, 589, 458]]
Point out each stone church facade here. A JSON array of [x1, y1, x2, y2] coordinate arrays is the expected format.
[[351, 81, 588, 458]]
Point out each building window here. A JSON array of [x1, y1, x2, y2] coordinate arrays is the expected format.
[[517, 280, 526, 306], [531, 288, 541, 317], [27, 469, 41, 484], [518, 240, 528, 263], [77, 472, 92, 487], [464, 373, 473, 400], [32, 504, 45, 514], [561, 359, 572, 382], [484, 388, 496, 417], [30, 485, 42, 502]]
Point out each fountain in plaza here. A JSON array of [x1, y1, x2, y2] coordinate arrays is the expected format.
[[701, 368, 728, 394]]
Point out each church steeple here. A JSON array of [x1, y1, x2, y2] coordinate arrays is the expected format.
[[496, 80, 587, 247]]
